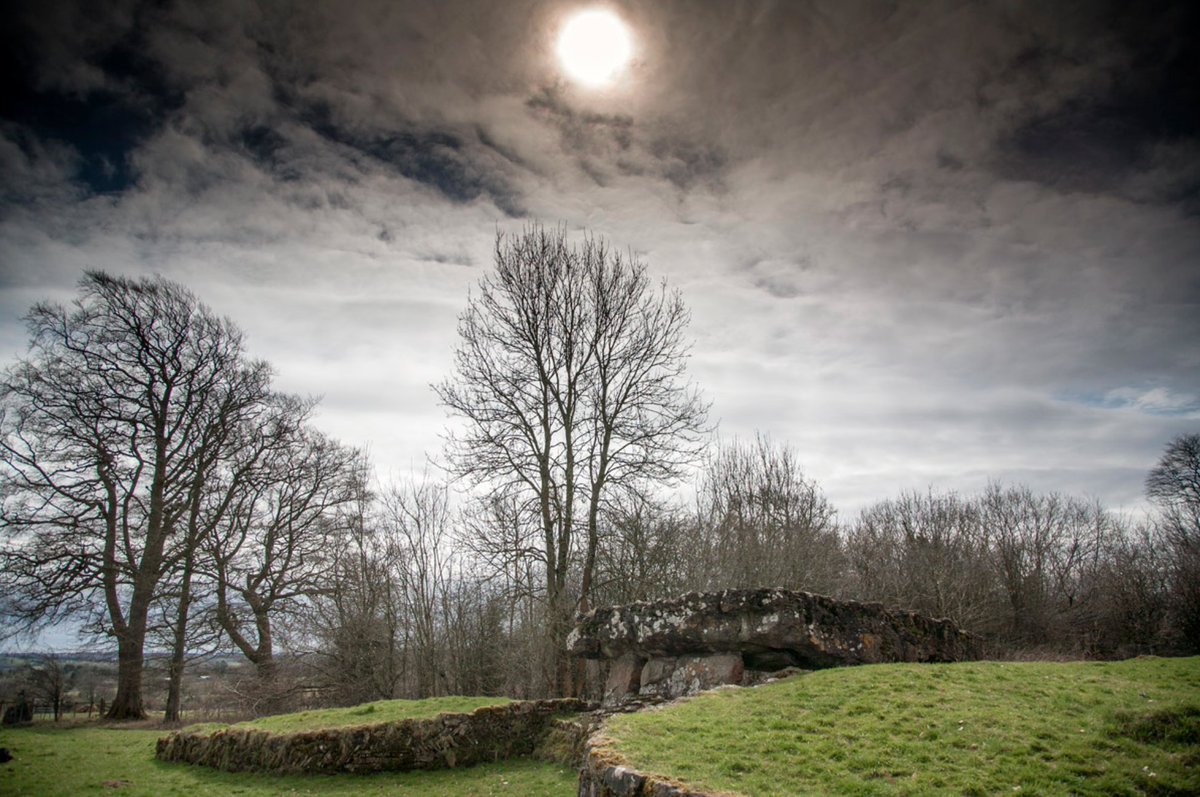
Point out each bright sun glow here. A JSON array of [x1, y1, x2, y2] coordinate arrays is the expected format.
[[557, 9, 632, 87]]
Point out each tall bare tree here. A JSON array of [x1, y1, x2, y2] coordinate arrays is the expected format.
[[207, 421, 363, 710], [159, 393, 304, 722], [27, 654, 73, 722], [435, 226, 708, 695], [0, 273, 270, 719], [380, 477, 456, 697]]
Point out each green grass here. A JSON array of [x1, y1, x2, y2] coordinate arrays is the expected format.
[[0, 723, 576, 797], [183, 695, 514, 735], [602, 657, 1200, 797]]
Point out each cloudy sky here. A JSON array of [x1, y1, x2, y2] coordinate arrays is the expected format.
[[2, 0, 1197, 517]]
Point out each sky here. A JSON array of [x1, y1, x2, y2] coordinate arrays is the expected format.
[[1, 0, 1198, 522]]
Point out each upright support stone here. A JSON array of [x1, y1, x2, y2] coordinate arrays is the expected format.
[[640, 653, 743, 700], [603, 653, 645, 705]]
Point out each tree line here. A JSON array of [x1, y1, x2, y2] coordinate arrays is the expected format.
[[1, 228, 1196, 720]]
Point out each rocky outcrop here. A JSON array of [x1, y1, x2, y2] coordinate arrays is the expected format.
[[568, 589, 981, 704]]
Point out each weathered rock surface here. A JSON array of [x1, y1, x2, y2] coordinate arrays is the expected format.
[[604, 653, 646, 705], [637, 653, 744, 700], [568, 588, 981, 704]]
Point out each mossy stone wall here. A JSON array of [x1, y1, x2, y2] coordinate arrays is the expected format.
[[156, 698, 591, 775]]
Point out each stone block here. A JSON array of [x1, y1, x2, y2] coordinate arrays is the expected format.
[[603, 653, 644, 705], [665, 653, 743, 698], [568, 588, 981, 674], [639, 657, 677, 687]]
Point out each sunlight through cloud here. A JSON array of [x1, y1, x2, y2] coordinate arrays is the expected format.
[[556, 8, 632, 87]]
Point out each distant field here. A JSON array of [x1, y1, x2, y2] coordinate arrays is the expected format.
[[182, 694, 513, 734], [0, 723, 576, 797], [602, 656, 1200, 796]]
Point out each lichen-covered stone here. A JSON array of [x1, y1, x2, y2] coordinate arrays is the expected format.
[[572, 589, 980, 705], [639, 653, 743, 700], [570, 588, 980, 665]]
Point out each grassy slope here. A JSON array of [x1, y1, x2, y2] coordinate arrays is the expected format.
[[183, 695, 514, 734], [603, 657, 1200, 797], [0, 724, 575, 797]]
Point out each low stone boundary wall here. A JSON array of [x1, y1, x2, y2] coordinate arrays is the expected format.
[[155, 698, 592, 775], [578, 731, 722, 797]]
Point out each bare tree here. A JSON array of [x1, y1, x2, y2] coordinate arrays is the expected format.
[[379, 477, 456, 697], [1087, 520, 1170, 656], [694, 434, 841, 594], [439, 575, 507, 697], [435, 226, 708, 695], [1147, 433, 1200, 650], [207, 421, 363, 711], [27, 654, 74, 722], [457, 492, 555, 698], [847, 490, 995, 629], [158, 393, 306, 722], [980, 484, 1110, 645], [592, 490, 691, 606], [0, 273, 270, 719], [305, 493, 404, 706]]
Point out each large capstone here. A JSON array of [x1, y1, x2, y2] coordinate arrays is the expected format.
[[567, 589, 982, 705]]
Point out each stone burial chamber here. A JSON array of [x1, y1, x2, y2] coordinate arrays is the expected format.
[[567, 588, 983, 705]]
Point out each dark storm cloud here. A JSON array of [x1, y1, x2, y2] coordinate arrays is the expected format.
[[2, 0, 540, 212], [989, 2, 1200, 210], [526, 86, 726, 191], [0, 0, 180, 196], [527, 87, 634, 155], [291, 101, 526, 216]]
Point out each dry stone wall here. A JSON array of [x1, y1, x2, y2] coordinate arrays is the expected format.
[[578, 730, 726, 797], [568, 589, 981, 705], [155, 698, 592, 775]]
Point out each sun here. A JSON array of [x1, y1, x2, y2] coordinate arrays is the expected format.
[[556, 9, 632, 87]]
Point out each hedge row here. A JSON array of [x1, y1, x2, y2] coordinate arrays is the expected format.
[[156, 698, 592, 775]]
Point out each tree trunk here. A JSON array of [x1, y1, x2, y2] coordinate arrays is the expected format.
[[163, 564, 194, 723], [547, 583, 576, 698], [109, 427, 170, 721], [255, 656, 278, 683], [107, 631, 147, 720]]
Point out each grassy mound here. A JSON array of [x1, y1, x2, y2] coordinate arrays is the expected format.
[[601, 656, 1200, 796], [0, 724, 575, 797], [183, 695, 512, 735]]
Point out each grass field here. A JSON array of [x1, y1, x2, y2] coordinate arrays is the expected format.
[[5, 659, 1198, 797], [0, 723, 577, 797], [601, 656, 1200, 796], [182, 694, 513, 734]]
